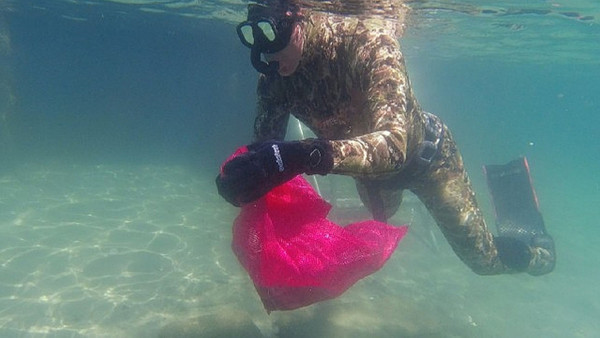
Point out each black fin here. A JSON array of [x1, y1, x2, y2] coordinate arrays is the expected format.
[[484, 157, 547, 242]]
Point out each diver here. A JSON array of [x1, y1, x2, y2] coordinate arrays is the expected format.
[[216, 0, 556, 276]]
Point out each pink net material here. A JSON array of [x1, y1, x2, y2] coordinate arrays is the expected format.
[[224, 147, 408, 312]]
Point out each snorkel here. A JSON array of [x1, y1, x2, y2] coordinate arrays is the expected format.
[[238, 2, 300, 75], [250, 48, 277, 74]]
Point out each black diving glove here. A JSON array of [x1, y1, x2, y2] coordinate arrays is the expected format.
[[216, 139, 333, 206]]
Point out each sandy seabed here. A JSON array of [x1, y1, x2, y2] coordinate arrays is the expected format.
[[0, 164, 597, 337]]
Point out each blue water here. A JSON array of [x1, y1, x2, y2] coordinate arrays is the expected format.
[[1, 1, 599, 337]]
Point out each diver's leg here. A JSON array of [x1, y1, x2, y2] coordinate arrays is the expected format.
[[408, 126, 555, 275], [355, 178, 403, 223]]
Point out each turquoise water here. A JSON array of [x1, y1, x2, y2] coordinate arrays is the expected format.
[[1, 1, 598, 337]]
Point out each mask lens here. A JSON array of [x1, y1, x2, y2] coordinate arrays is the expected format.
[[257, 21, 276, 42], [239, 24, 254, 46]]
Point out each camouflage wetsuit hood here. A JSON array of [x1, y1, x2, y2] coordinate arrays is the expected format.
[[252, 11, 554, 275]]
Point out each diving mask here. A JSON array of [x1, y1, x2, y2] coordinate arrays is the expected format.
[[237, 3, 297, 74]]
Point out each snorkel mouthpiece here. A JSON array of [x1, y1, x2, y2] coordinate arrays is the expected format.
[[251, 47, 280, 75]]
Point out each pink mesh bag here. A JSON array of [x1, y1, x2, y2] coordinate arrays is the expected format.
[[224, 147, 408, 312]]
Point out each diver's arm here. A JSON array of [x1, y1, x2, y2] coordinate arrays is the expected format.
[[218, 74, 330, 206], [253, 75, 291, 142], [329, 27, 416, 177]]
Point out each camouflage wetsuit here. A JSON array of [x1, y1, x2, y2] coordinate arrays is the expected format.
[[252, 12, 554, 275]]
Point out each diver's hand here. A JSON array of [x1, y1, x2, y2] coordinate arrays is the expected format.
[[215, 139, 332, 206]]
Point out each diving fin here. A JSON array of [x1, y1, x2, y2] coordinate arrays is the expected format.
[[484, 157, 555, 275], [483, 157, 548, 242]]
